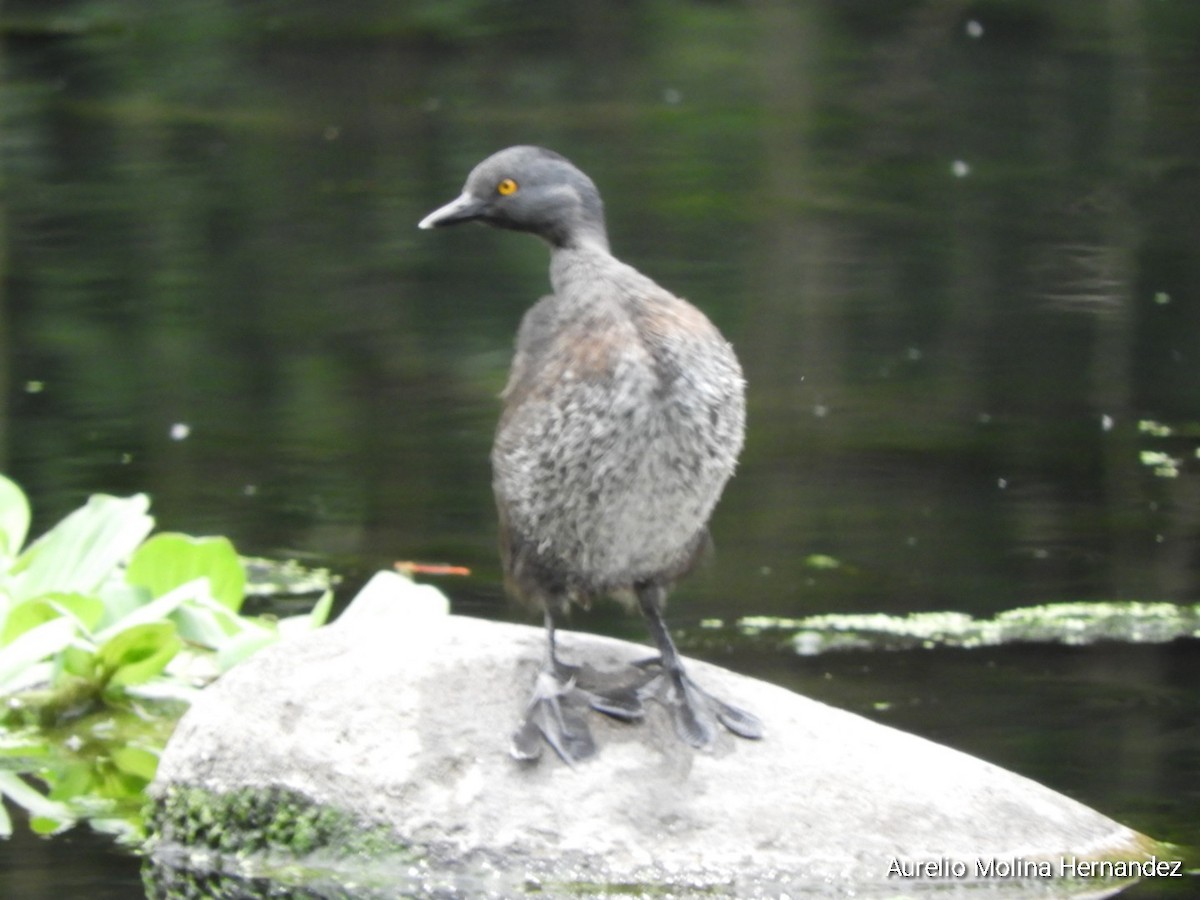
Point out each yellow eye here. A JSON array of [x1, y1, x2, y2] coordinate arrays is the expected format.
[[497, 178, 518, 196]]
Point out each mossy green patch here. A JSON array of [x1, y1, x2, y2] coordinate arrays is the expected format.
[[147, 783, 408, 860]]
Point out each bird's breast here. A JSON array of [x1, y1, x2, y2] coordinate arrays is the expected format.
[[492, 296, 744, 592]]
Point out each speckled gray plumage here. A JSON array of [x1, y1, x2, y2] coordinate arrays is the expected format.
[[495, 245, 745, 610]]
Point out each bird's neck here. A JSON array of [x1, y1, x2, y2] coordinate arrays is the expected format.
[[549, 239, 616, 297], [555, 222, 610, 254]]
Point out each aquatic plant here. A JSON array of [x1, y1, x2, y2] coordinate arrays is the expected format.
[[0, 474, 332, 838]]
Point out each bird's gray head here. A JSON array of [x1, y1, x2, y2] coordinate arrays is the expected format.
[[418, 146, 608, 251]]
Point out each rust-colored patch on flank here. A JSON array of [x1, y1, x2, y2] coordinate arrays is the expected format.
[[636, 297, 716, 343]]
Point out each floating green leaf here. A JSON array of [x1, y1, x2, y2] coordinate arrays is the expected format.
[[309, 589, 334, 628], [126, 533, 245, 612], [98, 623, 182, 688], [9, 494, 153, 602], [0, 474, 31, 561], [276, 589, 335, 642], [61, 643, 98, 680], [93, 579, 204, 643], [110, 745, 159, 782], [0, 771, 75, 835], [803, 553, 842, 570], [1, 593, 103, 645], [0, 617, 78, 690], [171, 603, 235, 649], [0, 599, 59, 645]]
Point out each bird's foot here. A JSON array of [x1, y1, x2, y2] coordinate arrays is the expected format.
[[633, 658, 764, 748], [510, 666, 596, 764], [576, 670, 645, 722], [510, 663, 644, 764], [552, 657, 645, 721]]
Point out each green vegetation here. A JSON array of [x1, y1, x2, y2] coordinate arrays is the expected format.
[[148, 784, 407, 861], [0, 474, 333, 839], [732, 601, 1200, 654]]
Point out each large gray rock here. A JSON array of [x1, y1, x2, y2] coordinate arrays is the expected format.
[[148, 572, 1165, 898]]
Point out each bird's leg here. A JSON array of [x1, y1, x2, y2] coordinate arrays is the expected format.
[[543, 607, 575, 681], [511, 608, 597, 764], [510, 606, 643, 763], [633, 582, 764, 748]]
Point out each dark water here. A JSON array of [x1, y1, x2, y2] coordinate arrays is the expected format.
[[2, 1, 1198, 896]]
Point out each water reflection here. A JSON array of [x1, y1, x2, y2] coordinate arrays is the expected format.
[[1, 0, 1199, 894], [4, 2, 1199, 617]]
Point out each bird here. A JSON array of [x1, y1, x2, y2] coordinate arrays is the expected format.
[[419, 145, 762, 763]]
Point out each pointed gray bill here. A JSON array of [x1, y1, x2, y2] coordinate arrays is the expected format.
[[418, 192, 485, 230]]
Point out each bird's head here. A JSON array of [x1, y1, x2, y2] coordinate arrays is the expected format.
[[419, 145, 608, 251]]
